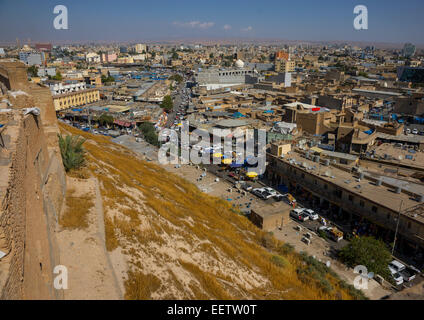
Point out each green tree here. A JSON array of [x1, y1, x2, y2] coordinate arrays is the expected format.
[[169, 74, 183, 83], [98, 113, 114, 127], [139, 122, 159, 147], [101, 75, 115, 84], [339, 236, 392, 280], [27, 65, 38, 77], [160, 95, 173, 112], [58, 134, 86, 172], [171, 52, 179, 60], [51, 71, 63, 81]]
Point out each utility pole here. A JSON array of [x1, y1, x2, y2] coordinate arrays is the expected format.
[[392, 199, 404, 255]]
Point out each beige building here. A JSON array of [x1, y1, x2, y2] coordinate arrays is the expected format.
[[266, 150, 424, 259], [134, 43, 147, 54], [53, 88, 100, 111], [275, 59, 295, 73], [249, 202, 291, 231]]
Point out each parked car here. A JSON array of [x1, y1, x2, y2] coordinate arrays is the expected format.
[[302, 208, 319, 220], [263, 187, 278, 197], [274, 193, 286, 201], [412, 128, 419, 135], [391, 272, 404, 286], [290, 209, 309, 222], [400, 267, 417, 282], [261, 191, 274, 199], [242, 184, 253, 191], [389, 260, 406, 274], [252, 188, 267, 199]]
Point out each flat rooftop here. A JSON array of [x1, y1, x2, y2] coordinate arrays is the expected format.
[[251, 201, 292, 218], [269, 151, 424, 224]]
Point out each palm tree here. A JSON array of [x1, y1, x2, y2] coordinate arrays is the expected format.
[[58, 134, 86, 171]]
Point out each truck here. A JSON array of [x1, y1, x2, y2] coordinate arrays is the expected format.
[[318, 226, 343, 242]]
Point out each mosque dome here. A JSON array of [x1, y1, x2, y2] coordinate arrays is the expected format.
[[235, 59, 245, 68]]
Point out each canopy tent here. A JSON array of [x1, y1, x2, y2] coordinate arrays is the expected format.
[[232, 111, 245, 118], [222, 158, 232, 165], [246, 171, 258, 178], [310, 146, 324, 154]]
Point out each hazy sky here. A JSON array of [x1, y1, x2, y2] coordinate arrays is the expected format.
[[0, 0, 423, 44]]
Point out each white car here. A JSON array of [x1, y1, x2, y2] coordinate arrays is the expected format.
[[412, 128, 419, 135], [389, 260, 406, 285], [302, 209, 319, 220], [391, 272, 404, 286], [263, 187, 278, 197], [252, 188, 267, 199]]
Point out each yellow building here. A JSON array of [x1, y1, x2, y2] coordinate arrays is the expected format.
[[53, 88, 100, 111], [275, 59, 295, 73]]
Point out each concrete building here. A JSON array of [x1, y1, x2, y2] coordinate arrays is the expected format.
[[49, 82, 87, 95], [85, 52, 101, 64], [266, 149, 424, 262], [52, 88, 100, 111], [101, 52, 117, 63], [194, 60, 259, 90], [19, 51, 44, 66], [37, 67, 56, 77], [134, 43, 147, 54], [249, 202, 291, 231], [275, 58, 295, 73]]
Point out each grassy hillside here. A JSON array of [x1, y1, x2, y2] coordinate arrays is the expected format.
[[59, 123, 365, 300]]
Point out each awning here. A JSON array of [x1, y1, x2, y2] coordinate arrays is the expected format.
[[310, 146, 324, 153], [222, 158, 232, 165], [246, 171, 258, 178]]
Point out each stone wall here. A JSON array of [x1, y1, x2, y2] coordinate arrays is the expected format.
[[0, 109, 66, 299], [0, 59, 66, 299]]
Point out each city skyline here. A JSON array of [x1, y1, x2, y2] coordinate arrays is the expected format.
[[0, 0, 423, 46]]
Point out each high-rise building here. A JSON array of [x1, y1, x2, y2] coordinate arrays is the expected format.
[[402, 43, 416, 58]]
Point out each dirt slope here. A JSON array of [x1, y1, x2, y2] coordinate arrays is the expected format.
[[59, 123, 365, 300]]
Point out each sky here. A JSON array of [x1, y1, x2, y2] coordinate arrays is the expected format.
[[0, 0, 423, 45]]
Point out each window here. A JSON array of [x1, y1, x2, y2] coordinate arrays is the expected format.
[[324, 184, 328, 190], [372, 206, 378, 213], [301, 173, 305, 178], [360, 200, 364, 207], [348, 195, 354, 202], [314, 180, 317, 185], [333, 189, 342, 198], [408, 221, 411, 229]]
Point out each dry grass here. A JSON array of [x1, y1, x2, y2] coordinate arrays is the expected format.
[[124, 270, 161, 300], [60, 187, 94, 229], [59, 122, 365, 300]]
